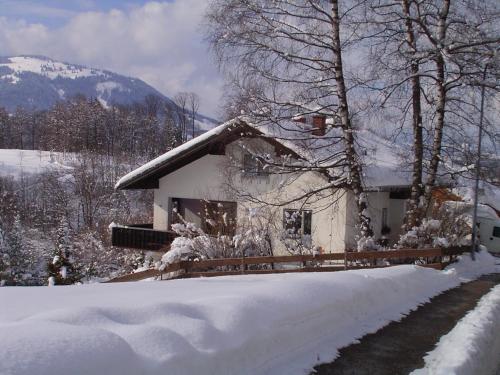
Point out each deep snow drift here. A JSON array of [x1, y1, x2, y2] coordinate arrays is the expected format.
[[412, 284, 500, 375], [0, 251, 496, 375]]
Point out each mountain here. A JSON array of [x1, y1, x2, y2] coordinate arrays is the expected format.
[[0, 55, 218, 130]]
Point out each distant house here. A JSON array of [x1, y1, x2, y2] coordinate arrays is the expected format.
[[112, 117, 416, 254]]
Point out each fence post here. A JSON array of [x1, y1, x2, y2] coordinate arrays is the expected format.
[[181, 261, 187, 278]]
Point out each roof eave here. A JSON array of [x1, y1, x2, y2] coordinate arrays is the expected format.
[[116, 131, 223, 190]]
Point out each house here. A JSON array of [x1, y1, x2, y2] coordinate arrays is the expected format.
[[112, 117, 416, 254]]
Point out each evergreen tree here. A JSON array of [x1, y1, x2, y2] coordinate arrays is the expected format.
[[0, 219, 11, 286], [6, 214, 37, 285], [47, 217, 81, 285]]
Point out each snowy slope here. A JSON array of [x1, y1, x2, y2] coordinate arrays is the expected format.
[[0, 55, 165, 111], [0, 149, 73, 179], [0, 251, 496, 375], [0, 55, 218, 130], [0, 56, 105, 81]]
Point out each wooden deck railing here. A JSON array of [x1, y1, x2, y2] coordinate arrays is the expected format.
[[105, 246, 470, 283], [111, 225, 176, 251]]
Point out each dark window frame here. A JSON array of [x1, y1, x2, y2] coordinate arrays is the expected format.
[[242, 153, 269, 176], [283, 209, 312, 237], [493, 226, 500, 238]]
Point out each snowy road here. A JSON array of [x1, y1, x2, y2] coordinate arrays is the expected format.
[[312, 273, 500, 375]]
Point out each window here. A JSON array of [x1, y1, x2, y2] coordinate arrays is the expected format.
[[171, 198, 182, 224], [283, 209, 312, 237], [303, 210, 312, 235], [243, 154, 268, 176], [493, 226, 500, 238], [381, 208, 388, 227]]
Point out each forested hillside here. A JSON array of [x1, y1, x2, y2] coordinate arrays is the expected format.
[[0, 95, 196, 285]]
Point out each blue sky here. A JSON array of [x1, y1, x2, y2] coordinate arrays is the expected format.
[[0, 0, 223, 117], [0, 0, 156, 27], [0, 1, 156, 26]]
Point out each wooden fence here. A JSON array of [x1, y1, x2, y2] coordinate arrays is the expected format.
[[106, 246, 469, 283]]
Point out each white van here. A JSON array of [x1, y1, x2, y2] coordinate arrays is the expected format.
[[477, 216, 500, 253]]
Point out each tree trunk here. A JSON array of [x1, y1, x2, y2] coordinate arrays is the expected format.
[[423, 0, 450, 212], [424, 54, 446, 211], [331, 0, 373, 240], [401, 0, 423, 230]]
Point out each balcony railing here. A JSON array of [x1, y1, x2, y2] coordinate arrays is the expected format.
[[111, 224, 177, 251]]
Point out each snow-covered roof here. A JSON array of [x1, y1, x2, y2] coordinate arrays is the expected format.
[[115, 118, 253, 189], [453, 182, 500, 213], [115, 116, 411, 190], [249, 117, 412, 189]]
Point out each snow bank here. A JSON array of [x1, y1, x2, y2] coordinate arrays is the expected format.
[[411, 284, 500, 375], [443, 248, 497, 281], [0, 251, 496, 375]]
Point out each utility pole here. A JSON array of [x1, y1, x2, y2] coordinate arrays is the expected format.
[[470, 64, 489, 260]]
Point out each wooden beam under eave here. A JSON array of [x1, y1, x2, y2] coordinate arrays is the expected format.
[[208, 142, 226, 155]]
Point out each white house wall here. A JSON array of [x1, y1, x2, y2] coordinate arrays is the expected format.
[[154, 154, 231, 230], [153, 138, 351, 254]]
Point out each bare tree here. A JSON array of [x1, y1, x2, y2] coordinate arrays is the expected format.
[[363, 0, 499, 230], [187, 92, 200, 138], [174, 92, 190, 142], [205, 0, 374, 243], [173, 92, 200, 140], [415, 0, 499, 211]]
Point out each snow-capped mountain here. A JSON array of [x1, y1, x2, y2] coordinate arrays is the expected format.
[[0, 55, 218, 130]]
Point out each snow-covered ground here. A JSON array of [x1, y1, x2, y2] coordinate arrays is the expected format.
[[411, 283, 500, 375], [0, 149, 72, 178], [0, 251, 497, 375]]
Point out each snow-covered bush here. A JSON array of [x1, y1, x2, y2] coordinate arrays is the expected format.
[[357, 236, 380, 252], [398, 203, 472, 249], [158, 236, 197, 271], [73, 230, 143, 281], [280, 233, 317, 255], [157, 212, 273, 271]]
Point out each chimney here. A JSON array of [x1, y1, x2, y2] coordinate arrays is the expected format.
[[312, 115, 326, 136]]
